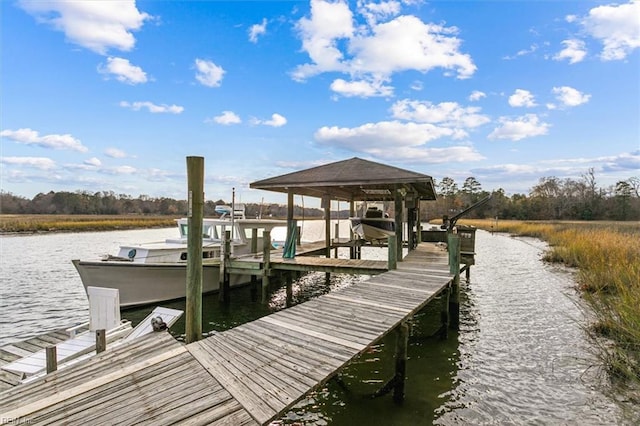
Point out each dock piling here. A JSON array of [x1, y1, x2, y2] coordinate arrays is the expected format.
[[393, 321, 409, 404], [219, 231, 231, 304], [440, 286, 450, 340], [261, 230, 271, 303], [388, 235, 397, 270], [96, 329, 106, 354], [185, 156, 204, 344], [45, 346, 57, 374], [448, 234, 461, 330]]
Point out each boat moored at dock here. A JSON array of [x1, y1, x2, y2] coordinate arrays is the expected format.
[[72, 216, 286, 308]]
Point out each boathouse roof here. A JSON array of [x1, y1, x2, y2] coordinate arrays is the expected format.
[[250, 157, 437, 201]]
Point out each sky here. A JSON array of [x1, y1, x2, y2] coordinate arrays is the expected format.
[[1, 0, 639, 206]]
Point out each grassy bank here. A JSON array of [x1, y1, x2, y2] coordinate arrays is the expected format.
[[458, 219, 640, 384], [0, 214, 178, 233]]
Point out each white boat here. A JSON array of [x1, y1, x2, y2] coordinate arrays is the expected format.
[[72, 216, 286, 308], [349, 204, 395, 242]]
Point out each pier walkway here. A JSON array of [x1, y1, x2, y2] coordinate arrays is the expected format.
[[0, 243, 453, 425]]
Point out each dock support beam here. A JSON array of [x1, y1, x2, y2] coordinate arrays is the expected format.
[[393, 321, 409, 404], [261, 230, 271, 303], [286, 272, 293, 307], [219, 231, 231, 304], [394, 188, 403, 262], [448, 234, 461, 330], [185, 156, 204, 344], [96, 329, 107, 354], [388, 235, 397, 270], [46, 346, 57, 374], [440, 286, 450, 340]]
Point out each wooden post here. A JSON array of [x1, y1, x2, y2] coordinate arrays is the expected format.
[[387, 235, 397, 270], [394, 188, 403, 262], [185, 156, 204, 344], [261, 229, 271, 303], [46, 346, 57, 374], [219, 230, 231, 304], [448, 233, 461, 330], [250, 228, 258, 301], [334, 223, 339, 257], [416, 200, 422, 244], [393, 321, 409, 404], [323, 197, 331, 258], [251, 228, 258, 255], [323, 196, 331, 282], [286, 272, 293, 307], [96, 329, 107, 353], [440, 286, 450, 340], [349, 200, 355, 259]]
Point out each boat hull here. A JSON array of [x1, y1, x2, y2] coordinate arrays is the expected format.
[[349, 218, 395, 242], [72, 259, 250, 308]]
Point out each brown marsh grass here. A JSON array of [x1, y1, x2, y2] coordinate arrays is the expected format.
[[0, 214, 177, 233], [457, 219, 640, 384]]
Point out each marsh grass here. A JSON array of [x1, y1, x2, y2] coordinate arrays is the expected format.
[[0, 214, 177, 233], [456, 219, 640, 384]]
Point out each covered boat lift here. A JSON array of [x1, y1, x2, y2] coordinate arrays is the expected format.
[[250, 157, 438, 261]]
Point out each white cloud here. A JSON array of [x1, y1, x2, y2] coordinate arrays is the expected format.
[[316, 121, 462, 150], [474, 163, 539, 176], [98, 57, 147, 84], [293, 0, 354, 79], [249, 18, 267, 43], [504, 44, 538, 60], [410, 80, 424, 91], [194, 59, 225, 87], [119, 101, 184, 114], [553, 39, 587, 64], [580, 0, 640, 61], [253, 113, 287, 127], [601, 150, 640, 171], [488, 114, 550, 141], [1, 156, 56, 170], [315, 121, 483, 162], [84, 157, 101, 167], [391, 99, 490, 128], [508, 89, 537, 107], [552, 86, 591, 107], [18, 0, 150, 54], [0, 128, 88, 152], [293, 1, 476, 97], [330, 78, 393, 97], [210, 111, 242, 125], [358, 0, 401, 26], [105, 148, 127, 158], [100, 165, 137, 175], [349, 16, 476, 78], [469, 90, 486, 101]]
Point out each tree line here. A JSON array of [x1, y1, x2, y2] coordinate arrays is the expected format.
[[1, 170, 638, 221]]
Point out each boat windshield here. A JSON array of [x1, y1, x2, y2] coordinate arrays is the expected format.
[[179, 222, 242, 242]]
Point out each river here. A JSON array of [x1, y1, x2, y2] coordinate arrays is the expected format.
[[0, 223, 637, 424]]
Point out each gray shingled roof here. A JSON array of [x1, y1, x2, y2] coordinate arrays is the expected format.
[[250, 157, 437, 201]]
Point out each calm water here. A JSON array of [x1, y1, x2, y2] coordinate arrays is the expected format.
[[0, 224, 637, 424]]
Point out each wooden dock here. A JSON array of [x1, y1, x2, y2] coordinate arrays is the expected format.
[[0, 242, 455, 425], [0, 326, 90, 393]]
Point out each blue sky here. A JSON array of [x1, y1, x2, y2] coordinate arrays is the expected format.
[[1, 0, 639, 206]]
